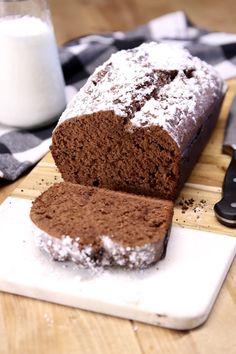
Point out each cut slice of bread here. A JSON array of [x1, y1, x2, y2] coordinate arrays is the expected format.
[[30, 182, 174, 269]]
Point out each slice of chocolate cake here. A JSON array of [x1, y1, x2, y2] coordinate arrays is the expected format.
[[30, 182, 174, 269]]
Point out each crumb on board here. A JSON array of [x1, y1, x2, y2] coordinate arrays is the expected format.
[[177, 197, 207, 215]]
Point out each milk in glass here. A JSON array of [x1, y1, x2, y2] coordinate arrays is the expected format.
[[0, 15, 66, 128]]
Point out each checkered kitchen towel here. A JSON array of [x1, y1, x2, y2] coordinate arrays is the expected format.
[[1, 11, 236, 181]]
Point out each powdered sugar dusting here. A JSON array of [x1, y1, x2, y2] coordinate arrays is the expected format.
[[32, 223, 165, 270], [33, 224, 95, 269], [58, 42, 224, 148], [101, 235, 164, 269]]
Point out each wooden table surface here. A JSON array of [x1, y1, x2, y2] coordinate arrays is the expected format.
[[1, 1, 236, 353]]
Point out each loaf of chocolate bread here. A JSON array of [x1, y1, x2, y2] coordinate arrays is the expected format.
[[30, 182, 174, 269], [51, 42, 225, 200]]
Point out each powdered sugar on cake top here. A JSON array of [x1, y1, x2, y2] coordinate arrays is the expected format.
[[58, 42, 224, 148]]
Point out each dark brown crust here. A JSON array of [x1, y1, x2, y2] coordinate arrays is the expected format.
[[177, 94, 225, 195]]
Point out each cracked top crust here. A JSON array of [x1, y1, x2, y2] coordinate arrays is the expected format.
[[58, 42, 224, 151]]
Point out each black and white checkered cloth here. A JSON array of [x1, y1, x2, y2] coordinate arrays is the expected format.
[[1, 11, 236, 181]]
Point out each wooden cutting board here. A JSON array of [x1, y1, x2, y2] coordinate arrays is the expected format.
[[0, 82, 236, 330]]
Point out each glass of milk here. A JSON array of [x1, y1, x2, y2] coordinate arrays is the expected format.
[[0, 0, 66, 129]]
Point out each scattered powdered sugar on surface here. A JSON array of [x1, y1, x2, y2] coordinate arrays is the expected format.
[[43, 313, 54, 327], [32, 222, 164, 270], [58, 42, 224, 148]]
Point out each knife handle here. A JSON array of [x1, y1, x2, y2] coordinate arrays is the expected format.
[[214, 150, 236, 227]]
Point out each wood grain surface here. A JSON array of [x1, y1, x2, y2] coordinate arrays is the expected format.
[[1, 1, 236, 353]]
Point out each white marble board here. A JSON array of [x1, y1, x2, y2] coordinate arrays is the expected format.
[[0, 197, 235, 330]]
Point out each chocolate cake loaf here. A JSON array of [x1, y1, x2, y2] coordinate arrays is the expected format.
[[30, 182, 174, 269], [51, 42, 225, 200]]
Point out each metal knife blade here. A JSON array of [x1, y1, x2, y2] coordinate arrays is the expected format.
[[214, 96, 236, 228]]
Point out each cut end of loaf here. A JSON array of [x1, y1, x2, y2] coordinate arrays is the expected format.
[[30, 182, 174, 269], [51, 112, 181, 200]]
